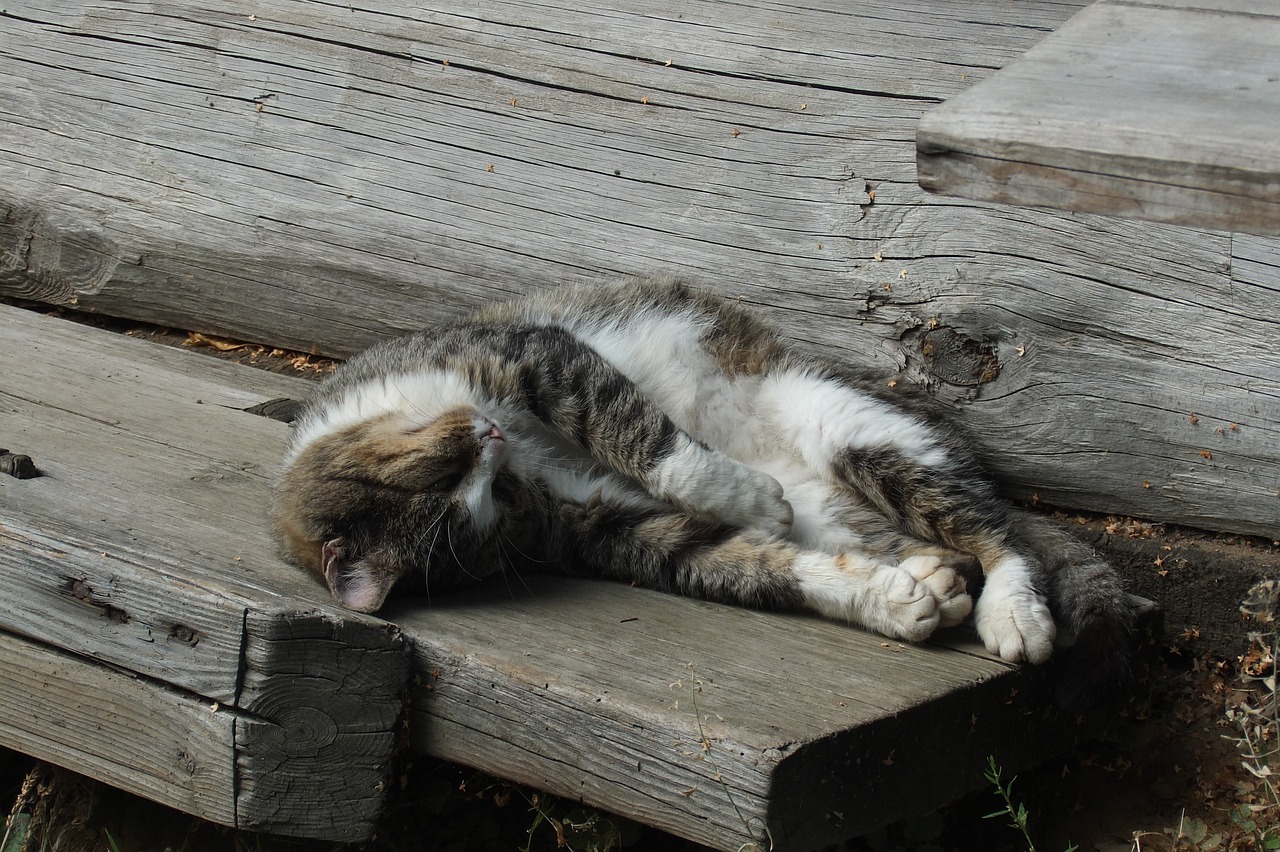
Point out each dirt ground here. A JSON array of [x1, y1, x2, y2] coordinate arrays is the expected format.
[[3, 306, 1278, 852]]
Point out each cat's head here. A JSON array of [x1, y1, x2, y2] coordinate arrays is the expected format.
[[272, 406, 517, 612]]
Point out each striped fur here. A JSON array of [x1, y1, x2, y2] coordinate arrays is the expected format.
[[273, 277, 1133, 706]]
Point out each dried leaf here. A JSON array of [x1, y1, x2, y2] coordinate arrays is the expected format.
[[184, 332, 250, 352]]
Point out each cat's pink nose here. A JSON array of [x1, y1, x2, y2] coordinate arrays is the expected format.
[[475, 416, 505, 443]]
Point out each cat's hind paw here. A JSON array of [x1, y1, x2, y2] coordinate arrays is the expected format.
[[974, 564, 1056, 663], [866, 558, 971, 643], [900, 555, 973, 628], [793, 554, 971, 644]]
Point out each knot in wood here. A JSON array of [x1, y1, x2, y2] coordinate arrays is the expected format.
[[244, 397, 301, 423], [0, 450, 39, 479], [168, 624, 200, 646], [919, 328, 1001, 387], [260, 706, 340, 758], [0, 207, 119, 303]]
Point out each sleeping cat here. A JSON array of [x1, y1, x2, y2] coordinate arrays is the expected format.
[[272, 277, 1133, 706]]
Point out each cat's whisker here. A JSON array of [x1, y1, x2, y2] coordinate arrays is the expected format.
[[498, 529, 553, 565], [419, 506, 453, 597], [493, 538, 536, 601], [445, 521, 483, 581]]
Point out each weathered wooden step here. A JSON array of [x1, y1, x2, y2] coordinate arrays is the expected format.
[[398, 579, 1082, 851], [4, 0, 1278, 541], [918, 0, 1280, 235], [0, 303, 1095, 849], [0, 305, 408, 841]]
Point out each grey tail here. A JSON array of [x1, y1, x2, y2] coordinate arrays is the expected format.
[[1014, 512, 1137, 712]]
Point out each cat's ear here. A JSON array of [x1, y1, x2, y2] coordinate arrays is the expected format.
[[321, 537, 394, 613]]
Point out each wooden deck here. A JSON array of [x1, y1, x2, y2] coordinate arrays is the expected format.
[[1, 304, 1084, 849], [918, 0, 1280, 235]]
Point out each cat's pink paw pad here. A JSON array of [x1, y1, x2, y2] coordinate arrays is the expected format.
[[871, 563, 947, 643], [899, 555, 973, 628]]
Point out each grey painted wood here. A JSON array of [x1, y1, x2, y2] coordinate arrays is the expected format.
[[0, 305, 408, 841], [4, 0, 1276, 537], [917, 0, 1280, 235], [401, 576, 1080, 851]]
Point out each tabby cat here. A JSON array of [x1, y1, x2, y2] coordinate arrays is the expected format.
[[272, 278, 1133, 706]]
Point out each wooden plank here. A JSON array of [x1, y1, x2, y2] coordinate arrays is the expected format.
[[0, 629, 239, 826], [1, 303, 1104, 849], [917, 0, 1280, 235], [0, 304, 314, 701], [2, 0, 1277, 537], [400, 577, 1081, 852], [0, 305, 409, 841]]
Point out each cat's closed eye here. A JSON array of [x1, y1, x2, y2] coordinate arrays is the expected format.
[[425, 468, 466, 492]]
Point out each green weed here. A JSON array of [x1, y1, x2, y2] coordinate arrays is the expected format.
[[517, 789, 639, 852], [983, 756, 1077, 852]]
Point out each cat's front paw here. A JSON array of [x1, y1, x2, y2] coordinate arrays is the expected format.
[[655, 444, 793, 536], [703, 466, 794, 537], [737, 469, 794, 538], [974, 567, 1056, 663]]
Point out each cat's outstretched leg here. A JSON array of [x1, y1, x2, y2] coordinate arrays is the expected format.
[[970, 553, 1056, 663], [556, 500, 972, 643], [759, 365, 1056, 663]]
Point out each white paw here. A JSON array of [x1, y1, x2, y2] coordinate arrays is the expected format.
[[794, 554, 972, 644], [900, 555, 973, 628], [865, 559, 960, 643], [737, 468, 794, 538], [705, 465, 794, 537], [975, 568, 1056, 663], [655, 443, 793, 536]]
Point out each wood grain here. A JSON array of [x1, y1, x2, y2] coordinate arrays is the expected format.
[[3, 0, 1275, 537], [400, 576, 1082, 851], [236, 608, 408, 839], [0, 305, 408, 842], [0, 629, 239, 825], [917, 0, 1280, 234]]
